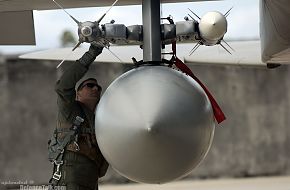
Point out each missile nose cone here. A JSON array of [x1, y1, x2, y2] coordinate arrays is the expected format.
[[95, 66, 215, 184], [81, 26, 92, 37], [208, 16, 217, 26], [145, 122, 155, 133], [199, 11, 228, 44]]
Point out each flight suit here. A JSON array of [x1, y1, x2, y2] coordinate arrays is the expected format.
[[51, 45, 108, 190]]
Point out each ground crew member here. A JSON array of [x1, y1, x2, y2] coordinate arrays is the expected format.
[[48, 44, 108, 190]]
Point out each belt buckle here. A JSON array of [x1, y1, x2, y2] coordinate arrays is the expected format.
[[74, 141, 80, 151], [52, 171, 61, 181]]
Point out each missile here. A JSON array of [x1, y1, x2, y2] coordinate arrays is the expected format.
[[95, 66, 215, 184], [198, 11, 228, 46]]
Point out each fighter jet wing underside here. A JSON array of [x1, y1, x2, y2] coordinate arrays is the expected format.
[[3, 0, 290, 65], [0, 0, 219, 12], [0, 11, 35, 45]]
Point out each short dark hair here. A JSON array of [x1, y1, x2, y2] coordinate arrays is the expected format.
[[77, 78, 100, 91]]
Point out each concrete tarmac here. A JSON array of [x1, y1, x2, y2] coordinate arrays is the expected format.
[[100, 176, 290, 190]]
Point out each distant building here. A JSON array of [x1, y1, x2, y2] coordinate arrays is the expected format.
[[0, 57, 290, 188], [0, 53, 6, 64]]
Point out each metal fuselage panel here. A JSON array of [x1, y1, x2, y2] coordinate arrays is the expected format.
[[0, 10, 35, 45], [260, 0, 290, 63], [0, 0, 219, 12]]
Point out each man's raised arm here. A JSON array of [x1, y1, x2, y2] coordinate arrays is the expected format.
[[55, 45, 103, 108]]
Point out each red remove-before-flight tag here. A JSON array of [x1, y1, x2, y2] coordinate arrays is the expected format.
[[171, 41, 226, 124]]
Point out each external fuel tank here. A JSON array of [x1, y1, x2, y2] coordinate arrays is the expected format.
[[95, 65, 215, 184]]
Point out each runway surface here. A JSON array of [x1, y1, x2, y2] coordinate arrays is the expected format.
[[100, 176, 290, 190]]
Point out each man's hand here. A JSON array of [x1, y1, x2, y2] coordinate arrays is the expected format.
[[89, 42, 104, 55], [78, 43, 104, 68]]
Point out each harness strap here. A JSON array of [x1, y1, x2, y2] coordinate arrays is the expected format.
[[55, 127, 95, 134], [57, 131, 76, 151], [171, 41, 226, 124], [49, 116, 85, 186], [49, 150, 65, 187]]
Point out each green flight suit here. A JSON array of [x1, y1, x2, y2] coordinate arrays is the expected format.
[[50, 45, 108, 190]]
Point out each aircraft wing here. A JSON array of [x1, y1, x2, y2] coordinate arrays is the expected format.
[[20, 40, 266, 67], [0, 10, 35, 45], [3, 0, 290, 65], [0, 0, 218, 12], [19, 45, 143, 64], [182, 41, 265, 67]]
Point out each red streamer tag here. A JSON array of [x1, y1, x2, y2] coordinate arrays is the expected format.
[[171, 41, 226, 124]]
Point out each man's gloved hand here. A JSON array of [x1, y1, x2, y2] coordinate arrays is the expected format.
[[78, 43, 104, 68], [89, 42, 104, 56]]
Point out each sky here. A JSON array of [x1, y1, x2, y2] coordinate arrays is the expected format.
[[0, 0, 259, 54]]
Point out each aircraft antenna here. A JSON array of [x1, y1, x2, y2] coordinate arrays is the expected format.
[[97, 0, 119, 23], [96, 40, 123, 62], [72, 40, 83, 51], [188, 8, 201, 20], [224, 7, 233, 18], [189, 42, 201, 55], [56, 40, 84, 68], [52, 0, 80, 24], [187, 14, 197, 22], [220, 43, 232, 55], [222, 40, 235, 52], [106, 47, 123, 63], [56, 49, 74, 68]]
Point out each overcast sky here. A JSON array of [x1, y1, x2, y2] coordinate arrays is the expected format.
[[0, 0, 259, 54]]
